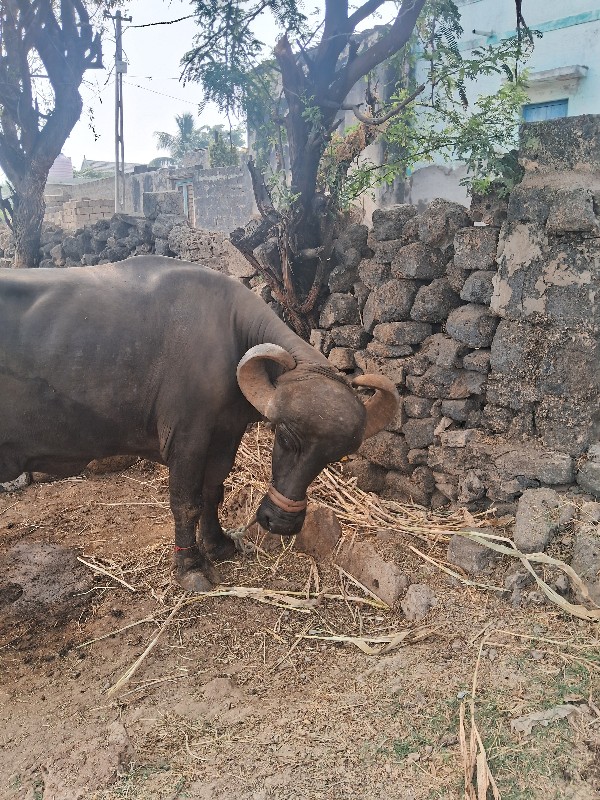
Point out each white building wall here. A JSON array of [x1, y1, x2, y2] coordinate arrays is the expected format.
[[407, 0, 600, 207]]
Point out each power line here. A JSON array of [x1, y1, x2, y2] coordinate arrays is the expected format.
[[121, 79, 200, 106], [126, 14, 196, 30]]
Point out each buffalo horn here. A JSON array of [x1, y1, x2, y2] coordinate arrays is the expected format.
[[237, 343, 296, 419], [352, 374, 400, 440]]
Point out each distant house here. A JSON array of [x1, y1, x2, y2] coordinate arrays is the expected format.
[[76, 158, 144, 180], [47, 153, 73, 185]]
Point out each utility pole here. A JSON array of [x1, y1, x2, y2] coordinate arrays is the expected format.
[[104, 9, 132, 213]]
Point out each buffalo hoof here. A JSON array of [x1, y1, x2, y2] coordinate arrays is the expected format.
[[174, 550, 222, 592], [175, 568, 215, 593]]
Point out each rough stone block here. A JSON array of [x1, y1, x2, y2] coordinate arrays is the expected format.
[[328, 258, 361, 292], [457, 470, 487, 503], [410, 278, 462, 323], [447, 534, 496, 575], [371, 205, 417, 241], [336, 537, 410, 606], [514, 488, 563, 553], [0, 472, 31, 492], [319, 293, 360, 328], [86, 456, 138, 475], [440, 429, 477, 448], [385, 401, 408, 434], [359, 431, 410, 472], [391, 242, 446, 280], [358, 259, 390, 289], [447, 369, 487, 399], [460, 270, 496, 305], [495, 445, 574, 485], [506, 186, 551, 225], [453, 226, 499, 271], [366, 340, 413, 358], [293, 503, 342, 562], [374, 238, 406, 265], [441, 398, 480, 422], [354, 351, 406, 386], [422, 333, 468, 368], [342, 456, 387, 494], [417, 199, 472, 249], [330, 325, 370, 349], [446, 259, 470, 294], [362, 279, 419, 332], [309, 328, 331, 355], [462, 350, 491, 373], [336, 222, 370, 255], [408, 448, 429, 465], [446, 304, 499, 348], [404, 395, 435, 418], [491, 226, 600, 331], [353, 281, 370, 312], [571, 528, 600, 605], [384, 467, 435, 507], [547, 188, 600, 234], [406, 365, 460, 399], [373, 321, 432, 346], [402, 418, 437, 449], [327, 347, 355, 371], [519, 115, 600, 176]]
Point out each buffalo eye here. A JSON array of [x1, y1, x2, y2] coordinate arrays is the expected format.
[[277, 425, 299, 453]]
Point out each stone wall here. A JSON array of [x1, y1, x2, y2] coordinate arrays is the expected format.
[[45, 162, 255, 234], [310, 117, 600, 512]]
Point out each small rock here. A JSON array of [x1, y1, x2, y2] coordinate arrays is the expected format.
[[0, 472, 31, 492], [294, 503, 342, 562], [530, 650, 544, 661], [447, 534, 495, 575], [336, 538, 410, 607], [553, 574, 570, 595], [401, 583, 437, 621], [514, 488, 563, 553], [570, 528, 600, 606]]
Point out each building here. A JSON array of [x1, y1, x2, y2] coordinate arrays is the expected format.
[[406, 0, 600, 206]]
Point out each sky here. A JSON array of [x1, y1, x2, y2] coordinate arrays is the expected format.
[[64, 0, 398, 171], [64, 0, 248, 169]]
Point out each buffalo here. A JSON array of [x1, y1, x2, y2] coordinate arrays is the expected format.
[[0, 256, 399, 590]]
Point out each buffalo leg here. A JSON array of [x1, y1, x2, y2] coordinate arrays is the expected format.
[[198, 424, 248, 561], [169, 462, 221, 592], [199, 483, 236, 561]]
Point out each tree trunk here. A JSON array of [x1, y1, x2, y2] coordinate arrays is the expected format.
[[12, 173, 46, 268]]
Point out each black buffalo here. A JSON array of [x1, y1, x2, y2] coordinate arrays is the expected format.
[[0, 256, 398, 590]]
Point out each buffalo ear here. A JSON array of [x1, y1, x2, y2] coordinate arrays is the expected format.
[[237, 344, 296, 419], [351, 374, 399, 440]]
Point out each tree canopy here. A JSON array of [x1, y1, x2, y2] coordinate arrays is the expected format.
[[0, 0, 104, 266], [152, 114, 245, 167], [182, 1, 531, 336]]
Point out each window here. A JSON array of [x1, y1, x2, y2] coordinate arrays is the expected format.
[[522, 99, 568, 122]]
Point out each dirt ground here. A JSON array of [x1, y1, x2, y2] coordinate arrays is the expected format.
[[0, 438, 598, 800]]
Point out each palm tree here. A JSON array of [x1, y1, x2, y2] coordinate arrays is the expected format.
[[153, 113, 208, 166]]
